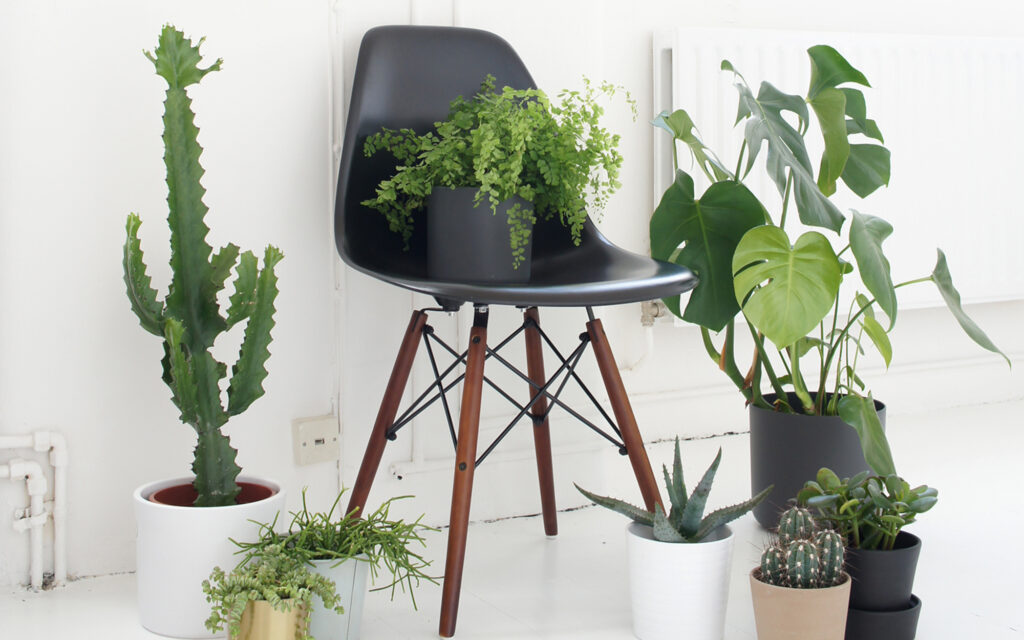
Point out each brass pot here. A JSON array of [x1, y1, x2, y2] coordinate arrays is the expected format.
[[234, 599, 307, 640]]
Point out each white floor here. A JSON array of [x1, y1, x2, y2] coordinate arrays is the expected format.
[[4, 400, 1023, 639]]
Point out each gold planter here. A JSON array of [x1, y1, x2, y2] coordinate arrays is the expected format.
[[749, 568, 851, 640], [234, 599, 308, 640]]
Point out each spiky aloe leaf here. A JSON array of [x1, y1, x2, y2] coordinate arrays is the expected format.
[[192, 429, 241, 507], [679, 447, 722, 537], [147, 26, 225, 352], [227, 246, 283, 416], [652, 504, 686, 542], [693, 484, 773, 541], [574, 484, 653, 526], [123, 214, 164, 336], [225, 250, 258, 329], [164, 317, 198, 426]]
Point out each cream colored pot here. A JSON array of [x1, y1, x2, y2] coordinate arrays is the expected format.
[[749, 568, 851, 640]]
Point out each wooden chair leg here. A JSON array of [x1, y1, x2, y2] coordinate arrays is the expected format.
[[587, 317, 664, 512], [524, 307, 558, 536], [439, 311, 488, 638], [347, 310, 428, 518]]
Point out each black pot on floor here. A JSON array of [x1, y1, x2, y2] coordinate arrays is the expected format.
[[844, 532, 922, 639], [846, 596, 922, 640], [749, 393, 884, 528], [426, 187, 533, 283]]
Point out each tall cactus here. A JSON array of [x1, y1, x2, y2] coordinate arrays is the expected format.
[[123, 26, 282, 507]]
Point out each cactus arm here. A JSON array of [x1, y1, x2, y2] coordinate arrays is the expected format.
[[652, 504, 686, 542], [225, 250, 258, 329], [227, 247, 283, 416], [679, 447, 723, 537], [693, 484, 773, 541], [210, 243, 240, 293], [148, 27, 226, 351], [164, 317, 199, 426], [192, 429, 241, 507], [574, 484, 654, 526], [123, 214, 165, 336]]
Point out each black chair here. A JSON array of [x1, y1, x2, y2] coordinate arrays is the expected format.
[[335, 25, 697, 637]]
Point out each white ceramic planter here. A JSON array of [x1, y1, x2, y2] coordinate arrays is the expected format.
[[133, 476, 285, 638], [307, 556, 370, 640], [626, 522, 734, 640]]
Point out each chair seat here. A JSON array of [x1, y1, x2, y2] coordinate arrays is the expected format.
[[353, 227, 697, 307]]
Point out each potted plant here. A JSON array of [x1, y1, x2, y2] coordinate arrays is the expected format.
[[361, 75, 636, 280], [234, 490, 438, 640], [749, 506, 851, 640], [576, 439, 771, 640], [203, 544, 342, 640], [123, 25, 285, 636], [649, 45, 1007, 527], [798, 467, 937, 640]]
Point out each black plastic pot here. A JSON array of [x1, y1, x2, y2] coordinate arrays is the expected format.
[[426, 187, 533, 283], [847, 531, 921, 610], [749, 393, 884, 528], [846, 595, 922, 640]]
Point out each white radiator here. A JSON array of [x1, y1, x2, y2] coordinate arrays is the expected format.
[[653, 28, 1024, 307]]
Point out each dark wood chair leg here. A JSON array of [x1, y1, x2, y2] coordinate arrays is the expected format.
[[524, 307, 558, 536], [439, 310, 488, 638], [347, 310, 428, 518], [587, 317, 664, 512]]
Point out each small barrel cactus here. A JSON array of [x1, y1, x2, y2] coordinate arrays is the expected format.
[[758, 507, 846, 589]]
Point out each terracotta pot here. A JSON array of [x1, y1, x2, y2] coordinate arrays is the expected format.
[[749, 568, 851, 640], [235, 599, 307, 640]]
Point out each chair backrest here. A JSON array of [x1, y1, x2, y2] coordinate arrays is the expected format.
[[334, 26, 584, 277]]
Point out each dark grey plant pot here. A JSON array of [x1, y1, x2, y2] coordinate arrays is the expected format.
[[426, 187, 533, 283], [845, 595, 922, 640], [749, 393, 884, 529], [847, 531, 921, 610]]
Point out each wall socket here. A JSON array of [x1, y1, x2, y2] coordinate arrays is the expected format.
[[292, 415, 340, 466]]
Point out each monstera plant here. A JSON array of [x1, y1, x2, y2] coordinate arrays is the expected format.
[[123, 25, 282, 507], [650, 45, 1008, 475]]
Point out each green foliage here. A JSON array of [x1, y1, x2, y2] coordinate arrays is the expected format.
[[362, 76, 636, 268], [123, 26, 282, 506], [758, 506, 846, 589], [202, 544, 341, 639], [576, 438, 771, 543], [652, 45, 1008, 474], [232, 489, 438, 608], [798, 467, 937, 550]]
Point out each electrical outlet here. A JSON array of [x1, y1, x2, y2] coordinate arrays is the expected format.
[[292, 415, 340, 466]]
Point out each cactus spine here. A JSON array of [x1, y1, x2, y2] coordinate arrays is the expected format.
[[124, 26, 282, 507], [758, 507, 847, 589]]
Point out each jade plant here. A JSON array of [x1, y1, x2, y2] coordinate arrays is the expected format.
[[123, 25, 282, 506], [202, 544, 342, 639], [233, 489, 438, 607], [797, 467, 937, 550], [650, 45, 1008, 477], [576, 438, 772, 542], [757, 507, 846, 589], [362, 75, 636, 268]]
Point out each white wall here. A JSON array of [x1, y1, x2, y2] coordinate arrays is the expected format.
[[1, 0, 1021, 586]]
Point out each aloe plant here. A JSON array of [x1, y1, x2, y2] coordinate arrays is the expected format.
[[576, 438, 772, 542], [123, 26, 282, 507]]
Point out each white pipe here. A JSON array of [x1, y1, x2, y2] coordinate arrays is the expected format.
[[4, 458, 48, 589], [0, 435, 34, 450]]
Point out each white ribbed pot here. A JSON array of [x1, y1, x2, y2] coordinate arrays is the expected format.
[[307, 556, 370, 640], [626, 522, 734, 640], [133, 476, 286, 638]]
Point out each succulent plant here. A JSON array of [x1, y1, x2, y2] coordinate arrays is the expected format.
[[758, 506, 847, 589], [123, 26, 282, 507], [576, 438, 772, 542]]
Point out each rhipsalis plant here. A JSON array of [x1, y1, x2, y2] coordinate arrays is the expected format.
[[123, 26, 282, 506], [576, 438, 772, 542], [650, 45, 1009, 477], [202, 544, 342, 639], [758, 506, 846, 589], [362, 75, 636, 268], [797, 467, 937, 550]]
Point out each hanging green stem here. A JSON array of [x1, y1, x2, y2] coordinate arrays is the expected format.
[[777, 171, 795, 229]]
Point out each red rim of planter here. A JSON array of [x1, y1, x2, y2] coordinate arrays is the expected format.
[[149, 481, 275, 506]]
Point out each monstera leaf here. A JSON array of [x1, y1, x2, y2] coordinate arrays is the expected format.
[[733, 226, 842, 348], [650, 170, 765, 330], [652, 109, 731, 182], [849, 210, 897, 326]]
